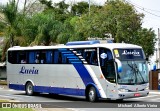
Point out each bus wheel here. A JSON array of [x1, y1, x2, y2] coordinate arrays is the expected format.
[[26, 82, 34, 96], [87, 87, 97, 102], [116, 99, 123, 102]]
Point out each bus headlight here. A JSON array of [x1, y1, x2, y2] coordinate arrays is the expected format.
[[145, 86, 149, 90], [118, 88, 128, 92]]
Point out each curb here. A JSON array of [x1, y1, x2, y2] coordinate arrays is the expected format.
[[149, 91, 160, 94], [0, 80, 7, 85]]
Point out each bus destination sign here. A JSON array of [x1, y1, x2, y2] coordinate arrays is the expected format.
[[114, 49, 144, 60]]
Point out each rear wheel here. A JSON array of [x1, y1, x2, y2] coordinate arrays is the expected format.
[[25, 82, 34, 96], [87, 87, 97, 102]]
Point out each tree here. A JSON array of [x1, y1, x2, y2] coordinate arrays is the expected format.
[[71, 1, 89, 16], [0, 0, 19, 61], [71, 0, 155, 57], [40, 0, 70, 22], [1, 0, 19, 47], [0, 0, 156, 59], [23, 0, 45, 16], [39, 0, 53, 9], [56, 17, 75, 44], [85, 0, 144, 41], [71, 1, 102, 16], [22, 10, 63, 46], [133, 28, 156, 58], [0, 0, 32, 61]]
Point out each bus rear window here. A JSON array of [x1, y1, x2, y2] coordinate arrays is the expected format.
[[8, 51, 18, 64]]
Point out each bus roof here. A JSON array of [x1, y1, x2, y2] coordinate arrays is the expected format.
[[8, 42, 142, 51]]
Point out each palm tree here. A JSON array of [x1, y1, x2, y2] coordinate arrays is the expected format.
[[0, 0, 21, 61]]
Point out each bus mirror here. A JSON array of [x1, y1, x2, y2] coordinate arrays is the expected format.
[[115, 58, 122, 73]]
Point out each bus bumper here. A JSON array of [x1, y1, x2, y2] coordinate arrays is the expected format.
[[117, 91, 149, 99]]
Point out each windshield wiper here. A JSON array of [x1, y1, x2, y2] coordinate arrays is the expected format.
[[134, 63, 145, 84], [127, 61, 136, 83], [127, 61, 145, 84]]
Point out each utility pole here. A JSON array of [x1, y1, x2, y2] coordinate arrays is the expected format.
[[158, 28, 160, 69], [156, 48, 158, 68]]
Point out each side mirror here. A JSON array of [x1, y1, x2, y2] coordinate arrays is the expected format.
[[115, 58, 122, 73]]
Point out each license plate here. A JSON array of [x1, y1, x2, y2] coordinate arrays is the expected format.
[[134, 93, 140, 97]]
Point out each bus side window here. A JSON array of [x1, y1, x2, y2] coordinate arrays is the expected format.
[[107, 50, 113, 60], [35, 53, 40, 63], [29, 52, 35, 64], [40, 52, 46, 64], [99, 49, 113, 66], [90, 51, 98, 65], [8, 51, 17, 64], [58, 53, 62, 63], [99, 48, 115, 83], [53, 50, 59, 63], [85, 52, 91, 64], [99, 49, 105, 66], [46, 51, 53, 64], [18, 51, 27, 64]]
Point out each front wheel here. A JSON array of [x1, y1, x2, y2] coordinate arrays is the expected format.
[[116, 99, 123, 102], [87, 87, 98, 102], [25, 82, 34, 96]]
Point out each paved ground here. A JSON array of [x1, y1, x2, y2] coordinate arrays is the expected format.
[[1, 84, 160, 111], [0, 85, 73, 111]]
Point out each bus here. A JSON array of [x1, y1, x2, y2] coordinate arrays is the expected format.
[[7, 40, 149, 102]]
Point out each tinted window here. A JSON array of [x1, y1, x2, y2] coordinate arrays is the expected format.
[[99, 48, 116, 83], [8, 51, 18, 64], [73, 48, 98, 65]]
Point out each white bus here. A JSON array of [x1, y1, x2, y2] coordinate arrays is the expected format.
[[7, 40, 149, 102]]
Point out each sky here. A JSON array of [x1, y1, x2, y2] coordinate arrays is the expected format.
[[0, 0, 160, 63]]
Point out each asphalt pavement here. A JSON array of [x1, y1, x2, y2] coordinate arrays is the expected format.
[[1, 84, 160, 111]]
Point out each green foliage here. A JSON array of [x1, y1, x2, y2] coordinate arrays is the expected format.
[[39, 0, 53, 9], [0, 0, 19, 61], [0, 0, 157, 59], [0, 22, 5, 34], [85, 0, 144, 42], [71, 2, 89, 16], [22, 11, 63, 46], [2, 0, 18, 26], [132, 28, 156, 58]]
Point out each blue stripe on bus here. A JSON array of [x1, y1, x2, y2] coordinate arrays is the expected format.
[[9, 84, 25, 90], [70, 62, 82, 64], [67, 56, 78, 59], [9, 84, 85, 96], [69, 59, 79, 60], [64, 54, 75, 56], [61, 51, 72, 54], [72, 63, 94, 86], [34, 86, 85, 96], [72, 63, 101, 98]]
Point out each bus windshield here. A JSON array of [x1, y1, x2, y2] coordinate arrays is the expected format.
[[117, 60, 149, 85]]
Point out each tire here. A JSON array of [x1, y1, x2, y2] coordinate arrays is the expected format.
[[25, 82, 34, 96], [116, 99, 123, 102], [87, 86, 97, 102]]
